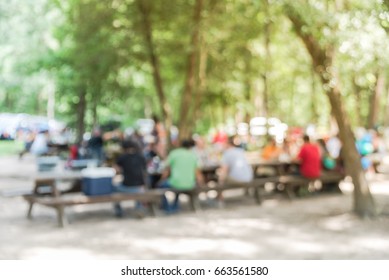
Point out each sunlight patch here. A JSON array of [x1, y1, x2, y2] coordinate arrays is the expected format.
[[22, 247, 97, 260], [132, 238, 257, 257]]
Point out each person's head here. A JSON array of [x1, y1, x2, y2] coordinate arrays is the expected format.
[[267, 137, 276, 146], [194, 136, 205, 149], [317, 138, 326, 147], [180, 139, 194, 149], [227, 136, 236, 147], [40, 129, 49, 134], [317, 138, 328, 152], [121, 139, 138, 152], [303, 135, 310, 143], [92, 127, 101, 136], [152, 115, 160, 124]]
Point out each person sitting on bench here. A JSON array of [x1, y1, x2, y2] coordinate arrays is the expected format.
[[217, 136, 253, 206], [158, 139, 204, 213], [296, 135, 321, 179], [113, 139, 148, 218]]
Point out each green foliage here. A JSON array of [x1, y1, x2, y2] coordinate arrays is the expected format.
[[1, 0, 388, 134]]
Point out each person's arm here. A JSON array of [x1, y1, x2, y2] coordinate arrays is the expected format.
[[114, 156, 123, 174], [218, 152, 229, 184], [113, 163, 122, 175], [141, 156, 149, 189], [196, 169, 205, 188], [218, 164, 229, 184], [159, 166, 170, 181], [294, 147, 303, 164]]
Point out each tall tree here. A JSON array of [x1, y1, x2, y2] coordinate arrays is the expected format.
[[137, 0, 172, 147], [178, 0, 204, 140], [367, 71, 385, 129], [285, 3, 376, 217]]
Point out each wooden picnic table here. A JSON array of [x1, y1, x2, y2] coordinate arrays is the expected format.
[[24, 170, 163, 227], [250, 159, 300, 177], [25, 170, 84, 221], [197, 160, 300, 180]]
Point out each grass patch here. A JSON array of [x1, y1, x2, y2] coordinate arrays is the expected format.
[[0, 140, 23, 156]]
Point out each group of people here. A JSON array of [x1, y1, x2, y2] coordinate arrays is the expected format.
[[29, 118, 384, 217], [19, 127, 72, 159], [16, 113, 388, 220], [111, 134, 256, 216], [19, 130, 50, 158], [113, 131, 338, 215], [96, 126, 389, 218]]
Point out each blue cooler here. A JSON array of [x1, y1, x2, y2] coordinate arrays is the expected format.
[[81, 168, 115, 196]]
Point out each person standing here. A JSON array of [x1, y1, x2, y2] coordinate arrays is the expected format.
[[152, 115, 167, 159], [88, 127, 104, 165], [30, 130, 49, 156]]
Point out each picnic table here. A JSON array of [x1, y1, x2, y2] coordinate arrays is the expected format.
[[23, 169, 163, 227], [24, 170, 83, 222], [250, 159, 300, 176], [22, 158, 344, 227]]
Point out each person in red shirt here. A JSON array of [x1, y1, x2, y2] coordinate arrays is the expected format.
[[297, 135, 321, 178]]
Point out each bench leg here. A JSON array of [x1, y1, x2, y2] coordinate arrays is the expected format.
[[189, 193, 200, 212], [321, 181, 342, 193], [285, 184, 297, 200], [55, 206, 68, 228], [27, 201, 34, 219], [253, 187, 263, 205], [148, 202, 158, 216]]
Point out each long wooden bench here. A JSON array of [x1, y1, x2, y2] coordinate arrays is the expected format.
[[267, 172, 345, 199], [167, 177, 279, 211], [169, 172, 344, 210], [22, 172, 344, 226], [23, 190, 164, 227]]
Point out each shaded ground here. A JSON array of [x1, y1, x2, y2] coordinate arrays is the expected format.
[[0, 155, 388, 259]]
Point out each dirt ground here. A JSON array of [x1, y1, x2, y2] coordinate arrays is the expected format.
[[1, 154, 389, 260]]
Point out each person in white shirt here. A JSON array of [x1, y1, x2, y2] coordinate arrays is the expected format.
[[30, 130, 49, 156], [219, 136, 253, 184]]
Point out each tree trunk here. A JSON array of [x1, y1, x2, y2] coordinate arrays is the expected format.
[[352, 73, 363, 126], [367, 71, 384, 129], [191, 35, 208, 130], [311, 67, 319, 123], [36, 91, 44, 115], [178, 0, 203, 141], [322, 76, 376, 217], [287, 8, 376, 217], [47, 82, 55, 120], [244, 53, 252, 123], [137, 0, 172, 148], [262, 0, 271, 118], [76, 87, 87, 143], [244, 81, 252, 124], [384, 83, 389, 127], [288, 80, 296, 125], [91, 93, 98, 128]]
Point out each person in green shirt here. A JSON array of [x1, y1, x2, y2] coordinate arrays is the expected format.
[[158, 139, 205, 212]]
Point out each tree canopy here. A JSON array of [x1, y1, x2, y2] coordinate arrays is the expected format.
[[2, 0, 388, 135]]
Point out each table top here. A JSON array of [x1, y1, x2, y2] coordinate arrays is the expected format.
[[34, 170, 83, 181]]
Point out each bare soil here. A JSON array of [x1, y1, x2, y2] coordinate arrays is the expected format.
[[1, 155, 388, 260]]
